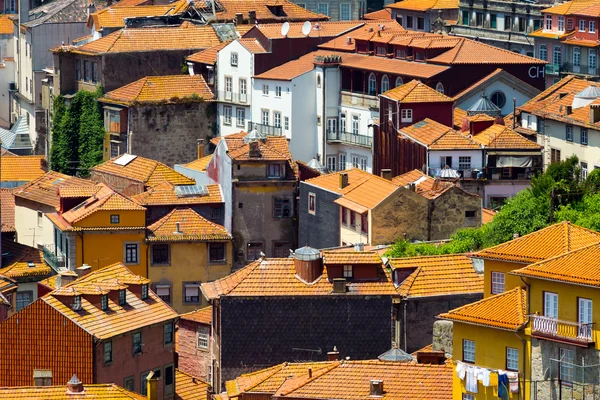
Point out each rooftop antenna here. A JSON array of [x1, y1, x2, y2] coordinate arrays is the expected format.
[[281, 21, 290, 37], [301, 21, 311, 36]]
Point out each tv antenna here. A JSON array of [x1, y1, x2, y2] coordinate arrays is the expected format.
[[281, 21, 290, 37], [301, 21, 311, 36]]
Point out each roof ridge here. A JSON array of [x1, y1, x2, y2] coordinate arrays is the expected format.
[[279, 362, 341, 396], [397, 265, 422, 297], [147, 207, 177, 232]]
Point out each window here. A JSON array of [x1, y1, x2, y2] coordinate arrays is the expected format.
[[401, 109, 413, 123], [506, 348, 519, 371], [360, 157, 367, 171], [341, 206, 347, 225], [581, 128, 588, 145], [376, 46, 386, 56], [579, 19, 586, 31], [239, 78, 247, 98], [208, 68, 215, 85], [224, 76, 232, 98], [544, 292, 558, 318], [261, 109, 269, 126], [351, 154, 359, 168], [92, 62, 98, 83], [491, 272, 505, 294], [76, 60, 81, 81], [327, 155, 336, 172], [124, 242, 139, 264], [273, 242, 291, 257], [317, 74, 321, 88], [581, 161, 588, 179], [156, 285, 171, 303], [268, 164, 283, 178], [463, 395, 475, 400], [343, 265, 353, 278], [223, 106, 232, 125], [308, 193, 316, 215], [381, 75, 390, 93], [101, 295, 108, 310], [104, 341, 112, 364], [16, 291, 32, 311], [318, 2, 328, 15], [368, 73, 376, 95], [340, 3, 351, 20], [197, 331, 209, 349], [118, 289, 126, 306], [475, 12, 483, 27], [395, 49, 406, 59], [274, 111, 282, 128], [247, 242, 263, 260], [297, 2, 305, 7], [230, 52, 238, 66], [462, 10, 469, 25], [72, 296, 82, 311], [490, 91, 506, 108], [284, 116, 289, 130], [490, 13, 497, 29], [350, 210, 356, 227], [110, 214, 119, 224], [551, 148, 561, 164], [209, 243, 226, 262], [262, 84, 269, 95], [395, 77, 403, 87], [567, 18, 573, 31], [465, 210, 476, 218], [327, 117, 337, 134], [435, 82, 444, 94], [534, 19, 542, 31], [463, 339, 475, 362], [553, 46, 562, 65], [352, 115, 359, 134], [590, 50, 597, 69], [141, 284, 148, 300], [274, 198, 291, 218], [164, 322, 174, 344], [236, 108, 245, 127], [590, 21, 596, 33], [124, 377, 134, 392], [519, 17, 527, 32], [339, 153, 346, 171], [25, 79, 28, 92], [459, 156, 471, 170], [505, 15, 513, 31], [417, 17, 424, 30], [141, 372, 149, 396], [566, 125, 573, 141], [133, 332, 142, 355], [539, 44, 547, 61], [83, 60, 90, 82], [440, 156, 451, 168], [151, 244, 169, 265], [275, 86, 282, 97], [573, 47, 581, 67], [406, 15, 413, 29], [164, 365, 174, 396], [361, 213, 368, 234], [559, 348, 575, 382]]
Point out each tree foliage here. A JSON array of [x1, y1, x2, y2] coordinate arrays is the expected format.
[[385, 155, 600, 258]]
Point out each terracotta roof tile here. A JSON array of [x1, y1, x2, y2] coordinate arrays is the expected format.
[[1, 155, 47, 182], [180, 305, 212, 324], [429, 129, 481, 150], [0, 14, 14, 35], [44, 262, 178, 339], [187, 41, 232, 64], [88, 0, 188, 31], [439, 286, 526, 331], [323, 251, 382, 264], [0, 189, 15, 232], [482, 208, 497, 224], [254, 20, 365, 39], [146, 208, 231, 242], [428, 38, 545, 65], [571, 2, 600, 17], [192, 0, 328, 22], [92, 154, 195, 187], [176, 369, 209, 400], [399, 118, 453, 146], [474, 221, 600, 263], [471, 124, 542, 149], [383, 80, 454, 103], [387, 0, 458, 11], [57, 185, 103, 199], [227, 136, 294, 163], [0, 384, 146, 399], [0, 238, 50, 279], [363, 8, 392, 20], [238, 38, 268, 53], [13, 171, 94, 208], [132, 181, 222, 206], [180, 155, 213, 172], [101, 75, 214, 106], [542, 0, 599, 15], [389, 254, 483, 297], [391, 170, 457, 199]]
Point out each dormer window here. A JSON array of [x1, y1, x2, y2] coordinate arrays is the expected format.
[[268, 164, 283, 178], [72, 296, 82, 311], [376, 46, 386, 56], [101, 294, 108, 311], [141, 284, 148, 300], [343, 265, 353, 278], [119, 289, 126, 306]]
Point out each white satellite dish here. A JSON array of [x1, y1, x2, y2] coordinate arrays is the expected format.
[[301, 21, 312, 36], [281, 21, 290, 37]]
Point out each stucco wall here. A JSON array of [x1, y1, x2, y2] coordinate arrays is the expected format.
[[14, 199, 56, 248], [176, 319, 212, 381]]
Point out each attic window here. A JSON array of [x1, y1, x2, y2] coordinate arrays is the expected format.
[[72, 296, 82, 311], [343, 265, 353, 278], [101, 295, 108, 311], [141, 284, 149, 300], [119, 289, 126, 306], [27, 261, 35, 268]]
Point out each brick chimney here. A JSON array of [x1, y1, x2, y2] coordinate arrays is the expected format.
[[248, 10, 256, 24], [197, 138, 204, 159], [339, 172, 349, 189], [327, 346, 339, 361], [235, 12, 243, 24], [76, 264, 91, 278], [249, 141, 261, 158], [58, 270, 78, 288], [66, 375, 84, 394], [380, 169, 392, 180]]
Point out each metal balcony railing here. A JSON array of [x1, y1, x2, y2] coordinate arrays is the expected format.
[[217, 91, 248, 104], [42, 244, 65, 271], [545, 64, 561, 75], [326, 129, 372, 148], [531, 314, 595, 344], [561, 62, 600, 77], [247, 122, 283, 136]]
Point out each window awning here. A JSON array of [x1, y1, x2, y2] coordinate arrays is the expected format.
[[334, 197, 368, 214], [497, 155, 533, 168]]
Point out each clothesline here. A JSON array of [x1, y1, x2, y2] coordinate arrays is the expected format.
[[456, 361, 519, 397]]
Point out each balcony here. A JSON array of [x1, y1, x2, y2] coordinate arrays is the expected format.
[[561, 62, 599, 77], [247, 122, 283, 136], [217, 91, 248, 105], [531, 315, 595, 346], [340, 91, 379, 110], [545, 64, 561, 75], [42, 244, 65, 271], [327, 129, 372, 148]]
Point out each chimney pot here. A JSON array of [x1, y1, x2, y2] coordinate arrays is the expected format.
[[248, 10, 256, 24], [327, 347, 339, 361], [380, 169, 392, 180], [308, 367, 313, 378], [76, 264, 91, 278], [197, 138, 205, 159], [249, 141, 261, 158], [369, 380, 384, 397], [339, 172, 349, 189], [513, 233, 520, 239], [354, 243, 364, 252], [66, 375, 84, 394], [175, 222, 182, 234], [235, 12, 243, 24], [332, 278, 347, 294]]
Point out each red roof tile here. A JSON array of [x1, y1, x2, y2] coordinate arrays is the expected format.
[[0, 189, 15, 233]]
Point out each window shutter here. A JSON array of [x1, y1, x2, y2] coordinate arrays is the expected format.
[[185, 285, 199, 297]]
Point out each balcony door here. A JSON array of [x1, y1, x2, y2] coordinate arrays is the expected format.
[[578, 298, 593, 339], [327, 118, 337, 135]]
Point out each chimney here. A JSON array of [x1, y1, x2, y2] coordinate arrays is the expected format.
[[339, 172, 349, 189], [235, 12, 243, 24], [87, 1, 96, 17], [332, 278, 346, 294], [380, 169, 392, 180], [354, 243, 364, 252], [327, 346, 339, 361], [513, 233, 520, 239], [249, 141, 261, 158], [369, 380, 384, 397], [293, 247, 323, 283], [308, 367, 313, 378], [408, 182, 416, 192], [33, 370, 52, 387], [565, 105, 572, 115], [76, 264, 91, 278], [66, 375, 84, 394], [58, 270, 78, 288], [248, 10, 256, 24], [197, 138, 205, 159], [146, 371, 159, 400], [174, 222, 182, 234], [346, 36, 352, 44]]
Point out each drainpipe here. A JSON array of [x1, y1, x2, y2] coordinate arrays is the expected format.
[[518, 275, 531, 398], [78, 231, 84, 269], [127, 108, 132, 154], [321, 67, 326, 163], [403, 301, 408, 352]]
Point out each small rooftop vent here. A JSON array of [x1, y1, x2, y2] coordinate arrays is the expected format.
[[369, 380, 384, 397], [466, 94, 501, 117], [243, 129, 267, 143], [573, 85, 600, 109]]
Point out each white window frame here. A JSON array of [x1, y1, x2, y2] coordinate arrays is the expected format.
[[197, 331, 209, 350], [539, 44, 547, 61], [261, 109, 269, 126], [223, 106, 232, 125], [367, 73, 376, 95], [545, 15, 552, 31], [352, 115, 359, 135], [558, 16, 565, 32], [343, 265, 353, 278], [239, 78, 247, 102], [506, 348, 519, 371], [591, 21, 596, 33], [458, 156, 471, 170], [262, 84, 269, 96], [284, 116, 289, 130], [559, 348, 575, 382], [590, 49, 597, 69], [579, 19, 586, 32], [553, 45, 562, 65], [573, 47, 581, 67], [339, 152, 347, 171], [581, 128, 588, 145], [224, 76, 232, 100], [156, 284, 171, 303], [581, 161, 588, 179], [381, 74, 389, 93], [544, 292, 558, 319], [401, 109, 413, 123], [359, 157, 367, 171], [463, 339, 475, 363], [463, 395, 475, 400], [230, 52, 238, 66], [327, 155, 336, 171], [275, 86, 282, 97], [236, 107, 245, 127], [308, 192, 316, 215], [340, 2, 351, 20], [317, 2, 328, 16], [395, 76, 403, 87], [273, 111, 282, 128], [491, 271, 505, 294]]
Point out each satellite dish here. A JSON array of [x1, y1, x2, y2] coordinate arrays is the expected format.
[[301, 21, 311, 36], [281, 21, 290, 37]]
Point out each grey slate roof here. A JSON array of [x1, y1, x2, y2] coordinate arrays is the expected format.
[[0, 117, 32, 152], [377, 347, 414, 362], [467, 94, 501, 117]]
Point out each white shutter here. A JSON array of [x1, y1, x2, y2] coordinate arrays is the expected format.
[[157, 285, 170, 297], [185, 285, 199, 297]]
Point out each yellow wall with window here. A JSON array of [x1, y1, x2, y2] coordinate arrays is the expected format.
[[148, 241, 232, 313], [452, 322, 530, 399], [482, 259, 527, 298]]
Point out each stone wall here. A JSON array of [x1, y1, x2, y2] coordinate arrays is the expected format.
[[371, 186, 429, 243], [176, 319, 211, 381], [298, 183, 341, 250], [130, 102, 216, 167], [430, 187, 482, 241]]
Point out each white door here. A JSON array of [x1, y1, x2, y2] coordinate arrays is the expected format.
[[544, 292, 558, 318], [579, 298, 593, 339]]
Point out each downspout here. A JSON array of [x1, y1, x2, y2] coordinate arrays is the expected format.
[[403, 301, 408, 352], [517, 275, 531, 399], [321, 67, 326, 162], [77, 231, 84, 269], [127, 108, 132, 154]]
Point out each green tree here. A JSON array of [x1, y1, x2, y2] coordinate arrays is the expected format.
[[78, 90, 105, 177], [50, 95, 66, 172]]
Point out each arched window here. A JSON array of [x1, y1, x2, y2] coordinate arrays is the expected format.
[[368, 73, 377, 95], [435, 82, 444, 94], [490, 91, 507, 108], [381, 75, 390, 93], [395, 77, 403, 87]]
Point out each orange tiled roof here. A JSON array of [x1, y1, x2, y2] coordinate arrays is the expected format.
[[429, 129, 481, 150], [180, 155, 213, 172], [383, 80, 454, 103], [43, 262, 178, 339], [146, 208, 231, 242], [201, 257, 397, 299], [428, 37, 545, 65], [474, 221, 600, 263], [439, 286, 526, 331], [1, 155, 47, 182], [0, 189, 15, 232], [132, 181, 222, 206], [227, 136, 293, 162], [13, 171, 94, 208], [101, 75, 214, 106], [391, 170, 457, 199], [399, 118, 453, 146], [0, 239, 50, 279], [323, 251, 382, 264], [88, 0, 188, 31], [542, 0, 599, 15], [511, 243, 600, 287], [187, 41, 232, 64], [453, 108, 467, 129], [180, 305, 212, 324], [58, 185, 103, 198], [68, 21, 223, 55], [176, 369, 209, 400], [92, 154, 196, 187], [0, 14, 14, 35], [253, 20, 365, 39], [471, 124, 542, 150], [387, 0, 458, 11], [363, 8, 392, 20], [389, 254, 483, 297], [192, 0, 328, 22], [0, 383, 146, 399], [482, 208, 497, 224], [238, 38, 268, 53]]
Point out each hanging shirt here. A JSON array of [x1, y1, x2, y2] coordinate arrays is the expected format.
[[466, 366, 478, 393], [456, 362, 467, 380]]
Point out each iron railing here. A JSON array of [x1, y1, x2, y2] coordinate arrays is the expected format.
[[217, 91, 248, 104], [326, 129, 372, 148], [42, 244, 65, 271], [247, 122, 283, 136]]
